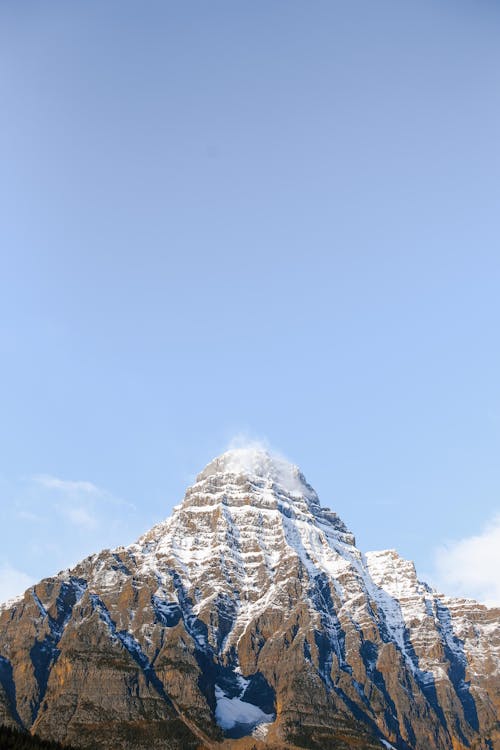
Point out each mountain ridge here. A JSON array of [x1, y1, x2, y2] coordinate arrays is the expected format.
[[0, 448, 498, 749]]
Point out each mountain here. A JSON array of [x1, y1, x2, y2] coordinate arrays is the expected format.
[[0, 448, 498, 750]]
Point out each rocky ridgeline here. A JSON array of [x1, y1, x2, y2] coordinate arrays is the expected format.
[[0, 449, 499, 749]]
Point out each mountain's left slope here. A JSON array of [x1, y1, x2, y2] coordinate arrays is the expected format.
[[0, 449, 499, 750]]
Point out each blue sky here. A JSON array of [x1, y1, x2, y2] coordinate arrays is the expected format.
[[1, 0, 499, 604]]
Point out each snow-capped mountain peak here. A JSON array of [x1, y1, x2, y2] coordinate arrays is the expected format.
[[195, 447, 318, 503], [0, 451, 498, 750]]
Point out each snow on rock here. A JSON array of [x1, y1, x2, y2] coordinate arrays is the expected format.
[[127, 448, 499, 689], [196, 447, 318, 501]]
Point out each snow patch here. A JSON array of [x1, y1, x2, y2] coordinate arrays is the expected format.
[[214, 685, 274, 733]]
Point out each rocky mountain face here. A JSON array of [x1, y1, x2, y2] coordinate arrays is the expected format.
[[0, 449, 499, 750]]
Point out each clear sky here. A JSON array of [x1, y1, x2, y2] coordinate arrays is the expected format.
[[1, 1, 499, 605]]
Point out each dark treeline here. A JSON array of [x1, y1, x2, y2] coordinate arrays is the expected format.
[[0, 725, 80, 750]]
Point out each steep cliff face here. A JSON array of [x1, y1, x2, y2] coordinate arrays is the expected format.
[[0, 449, 499, 750]]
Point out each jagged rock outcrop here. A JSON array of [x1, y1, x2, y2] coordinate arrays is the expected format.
[[0, 448, 499, 749]]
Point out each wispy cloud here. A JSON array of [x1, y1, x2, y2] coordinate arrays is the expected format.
[[29, 474, 133, 529], [2, 474, 139, 591], [432, 514, 500, 607], [33, 475, 104, 495], [32, 474, 130, 508], [0, 564, 34, 605], [57, 504, 98, 529]]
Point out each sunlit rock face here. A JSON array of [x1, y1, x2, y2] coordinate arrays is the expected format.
[[0, 448, 499, 750]]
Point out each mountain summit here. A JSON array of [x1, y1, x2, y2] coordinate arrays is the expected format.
[[0, 451, 499, 750], [195, 447, 318, 500]]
